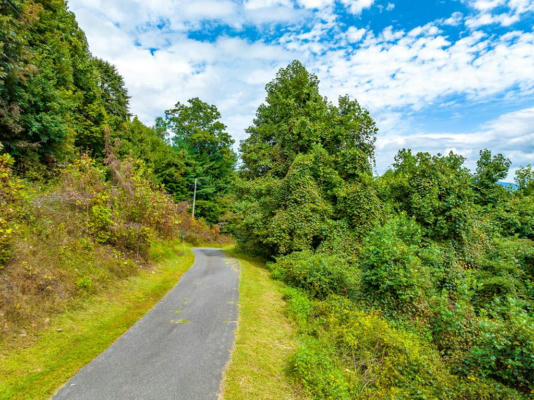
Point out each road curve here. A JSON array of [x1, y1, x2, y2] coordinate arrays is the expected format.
[[53, 248, 240, 400]]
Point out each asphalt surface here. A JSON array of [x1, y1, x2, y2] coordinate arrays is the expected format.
[[53, 248, 240, 400]]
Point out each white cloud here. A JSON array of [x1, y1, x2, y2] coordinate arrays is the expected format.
[[297, 0, 334, 8], [312, 27, 534, 113], [341, 0, 375, 14], [244, 0, 292, 9], [465, 0, 534, 27], [346, 26, 366, 42]]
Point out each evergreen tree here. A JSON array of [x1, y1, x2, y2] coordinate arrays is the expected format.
[[160, 97, 237, 223]]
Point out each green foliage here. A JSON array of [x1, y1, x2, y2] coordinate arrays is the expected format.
[[493, 195, 534, 239], [0, 0, 132, 164], [473, 149, 511, 206], [92, 58, 130, 128], [463, 299, 534, 393], [360, 214, 430, 314], [515, 164, 534, 195], [335, 175, 382, 238], [159, 97, 237, 223], [379, 149, 474, 242], [291, 337, 351, 400], [115, 118, 187, 195], [76, 276, 93, 291], [232, 61, 533, 400], [474, 149, 511, 188], [273, 252, 360, 299], [0, 151, 227, 338], [240, 60, 376, 180], [231, 152, 337, 256], [283, 287, 312, 329], [0, 153, 22, 265], [470, 238, 534, 308], [232, 61, 378, 256]]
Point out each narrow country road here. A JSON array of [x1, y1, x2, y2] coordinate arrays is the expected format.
[[53, 248, 240, 400]]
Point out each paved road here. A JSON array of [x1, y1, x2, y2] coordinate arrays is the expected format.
[[53, 248, 240, 400]]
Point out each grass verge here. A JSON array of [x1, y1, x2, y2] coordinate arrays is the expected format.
[[220, 250, 307, 400], [0, 240, 194, 400]]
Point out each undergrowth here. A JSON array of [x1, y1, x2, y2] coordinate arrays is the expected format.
[[0, 148, 229, 341]]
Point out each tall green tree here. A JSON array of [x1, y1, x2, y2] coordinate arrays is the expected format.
[[115, 118, 187, 197], [233, 60, 378, 256], [378, 149, 474, 242], [240, 61, 376, 181], [92, 58, 130, 131], [515, 164, 534, 195], [472, 149, 511, 206], [0, 0, 131, 164], [159, 97, 236, 223]]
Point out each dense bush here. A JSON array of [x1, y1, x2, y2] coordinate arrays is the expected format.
[[291, 336, 352, 400], [273, 252, 360, 299], [360, 215, 430, 315], [378, 150, 474, 242], [462, 299, 534, 392], [233, 61, 534, 398]]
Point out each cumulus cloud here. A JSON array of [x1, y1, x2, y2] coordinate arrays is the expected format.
[[346, 27, 366, 42], [465, 0, 534, 27], [340, 0, 375, 14]]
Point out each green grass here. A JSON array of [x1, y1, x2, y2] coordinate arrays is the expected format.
[[0, 240, 194, 400], [220, 250, 307, 400]]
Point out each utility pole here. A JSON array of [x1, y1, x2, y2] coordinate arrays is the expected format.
[[192, 178, 197, 219]]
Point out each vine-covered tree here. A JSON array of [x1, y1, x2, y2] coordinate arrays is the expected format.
[[233, 60, 379, 256], [240, 60, 376, 180]]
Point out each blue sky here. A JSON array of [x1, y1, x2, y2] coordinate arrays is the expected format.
[[68, 0, 534, 179]]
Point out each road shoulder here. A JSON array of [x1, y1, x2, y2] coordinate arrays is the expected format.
[[220, 251, 307, 400]]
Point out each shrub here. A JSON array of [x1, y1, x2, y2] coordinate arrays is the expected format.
[[272, 251, 360, 299], [292, 296, 461, 400], [113, 223, 152, 257], [76, 276, 93, 291], [336, 175, 383, 238], [470, 238, 533, 309], [0, 153, 22, 266], [378, 150, 474, 242], [283, 287, 313, 330], [462, 299, 534, 393], [291, 337, 351, 400], [267, 154, 333, 255], [360, 215, 430, 315], [429, 291, 477, 361]]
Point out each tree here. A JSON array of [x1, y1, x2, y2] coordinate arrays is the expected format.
[[240, 61, 376, 182], [515, 164, 534, 195], [474, 149, 511, 187], [473, 149, 511, 206], [93, 58, 130, 129], [232, 61, 378, 256], [379, 149, 474, 241], [160, 98, 236, 223], [115, 118, 187, 197], [0, 0, 115, 164]]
